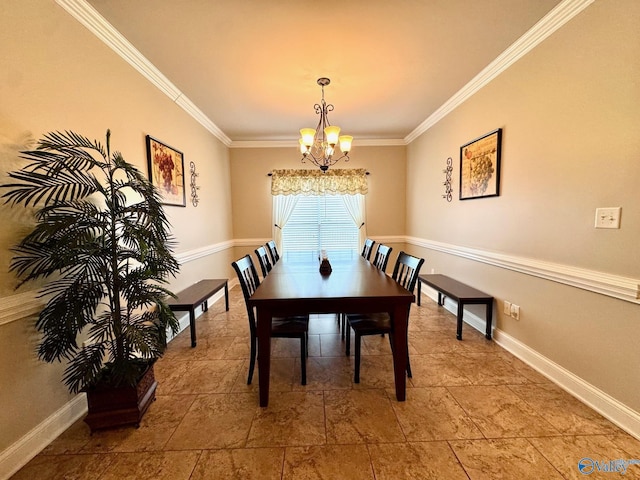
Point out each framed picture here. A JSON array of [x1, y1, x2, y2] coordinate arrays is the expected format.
[[459, 128, 502, 200], [145, 135, 186, 207]]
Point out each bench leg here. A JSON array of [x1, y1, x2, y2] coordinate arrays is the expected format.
[[456, 302, 464, 340], [189, 309, 197, 348], [485, 302, 493, 340], [224, 282, 229, 311]]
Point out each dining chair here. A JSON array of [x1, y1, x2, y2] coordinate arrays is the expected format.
[[231, 255, 309, 385], [361, 238, 375, 261], [339, 243, 394, 339], [345, 251, 424, 383], [254, 245, 273, 279], [266, 240, 280, 264]]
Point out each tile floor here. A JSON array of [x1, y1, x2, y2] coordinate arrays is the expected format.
[[11, 286, 640, 479]]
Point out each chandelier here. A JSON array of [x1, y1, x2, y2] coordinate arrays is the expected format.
[[299, 77, 353, 172]]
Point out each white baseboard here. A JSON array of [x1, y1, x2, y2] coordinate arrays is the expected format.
[[0, 394, 87, 480], [420, 287, 640, 441]]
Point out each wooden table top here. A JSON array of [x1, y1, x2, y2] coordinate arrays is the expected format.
[[249, 255, 414, 314]]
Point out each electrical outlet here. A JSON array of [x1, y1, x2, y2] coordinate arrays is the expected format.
[[503, 301, 511, 315], [595, 207, 621, 229], [510, 304, 520, 320]]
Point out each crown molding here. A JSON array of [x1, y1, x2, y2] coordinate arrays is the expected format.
[[229, 138, 407, 149], [55, 0, 232, 147], [404, 0, 595, 144]]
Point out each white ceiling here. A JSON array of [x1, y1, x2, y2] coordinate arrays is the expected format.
[[82, 0, 565, 145]]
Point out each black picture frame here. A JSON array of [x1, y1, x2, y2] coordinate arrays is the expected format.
[[459, 128, 502, 200], [145, 135, 186, 207]]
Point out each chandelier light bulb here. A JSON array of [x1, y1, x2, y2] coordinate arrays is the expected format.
[[324, 125, 341, 146], [339, 135, 353, 153]]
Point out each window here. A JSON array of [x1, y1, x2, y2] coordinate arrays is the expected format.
[[282, 194, 359, 256]]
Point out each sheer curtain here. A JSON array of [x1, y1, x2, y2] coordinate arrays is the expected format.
[[272, 195, 299, 253], [341, 194, 367, 252]]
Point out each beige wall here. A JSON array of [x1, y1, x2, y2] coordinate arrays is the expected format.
[[406, 0, 639, 411], [0, 0, 233, 452], [229, 145, 406, 249]]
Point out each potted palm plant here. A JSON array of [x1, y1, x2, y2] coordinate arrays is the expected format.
[[1, 130, 180, 431]]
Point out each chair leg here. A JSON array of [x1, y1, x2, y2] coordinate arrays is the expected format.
[[300, 335, 307, 386], [247, 336, 256, 385], [345, 322, 351, 356], [354, 333, 362, 384]]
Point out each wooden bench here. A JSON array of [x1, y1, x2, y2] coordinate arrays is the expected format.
[[417, 274, 493, 340], [167, 279, 229, 347]]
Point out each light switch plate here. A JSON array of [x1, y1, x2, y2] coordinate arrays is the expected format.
[[595, 207, 621, 229]]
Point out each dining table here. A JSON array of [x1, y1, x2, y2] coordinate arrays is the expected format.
[[248, 251, 415, 407]]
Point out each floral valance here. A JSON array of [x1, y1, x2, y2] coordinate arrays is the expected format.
[[270, 168, 368, 196]]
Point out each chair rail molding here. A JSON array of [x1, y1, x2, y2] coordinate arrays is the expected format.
[[406, 236, 640, 304], [0, 291, 45, 327]]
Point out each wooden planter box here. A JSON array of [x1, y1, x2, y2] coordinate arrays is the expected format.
[[83, 362, 158, 433]]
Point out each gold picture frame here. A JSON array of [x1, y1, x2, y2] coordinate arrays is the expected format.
[[146, 135, 186, 207], [459, 128, 502, 200]]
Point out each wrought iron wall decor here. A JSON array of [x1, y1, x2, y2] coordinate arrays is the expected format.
[[442, 157, 453, 202], [189, 161, 200, 207]]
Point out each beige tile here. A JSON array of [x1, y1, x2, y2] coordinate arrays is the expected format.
[[350, 354, 397, 389], [453, 352, 532, 385], [448, 385, 560, 438], [308, 314, 343, 334], [368, 441, 469, 480], [292, 355, 354, 391], [230, 357, 296, 393], [408, 353, 473, 387], [319, 333, 352, 357], [529, 435, 640, 479], [408, 331, 461, 354], [324, 389, 405, 444], [167, 359, 244, 394], [246, 391, 326, 447], [608, 432, 640, 457], [284, 444, 375, 480], [390, 387, 484, 441], [40, 419, 92, 454], [166, 393, 257, 449], [99, 451, 201, 480], [271, 335, 320, 358], [191, 448, 284, 480], [509, 383, 620, 435], [450, 438, 564, 480], [80, 394, 197, 453], [10, 454, 115, 480]]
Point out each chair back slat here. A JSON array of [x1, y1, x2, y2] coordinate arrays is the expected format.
[[255, 246, 273, 278], [361, 238, 375, 261], [372, 244, 392, 272], [391, 251, 425, 294], [266, 240, 280, 263]]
